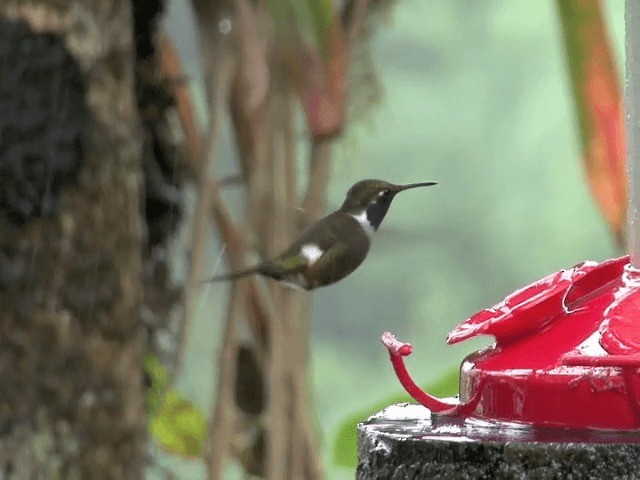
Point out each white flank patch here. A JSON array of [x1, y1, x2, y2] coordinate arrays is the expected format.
[[350, 211, 375, 237], [301, 244, 324, 265]]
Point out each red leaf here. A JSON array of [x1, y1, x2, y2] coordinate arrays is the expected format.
[[276, 4, 347, 138], [299, 20, 347, 138]]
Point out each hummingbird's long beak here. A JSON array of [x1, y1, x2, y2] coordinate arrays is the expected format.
[[394, 181, 438, 193]]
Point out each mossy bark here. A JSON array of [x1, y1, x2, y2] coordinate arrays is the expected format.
[[0, 1, 145, 477]]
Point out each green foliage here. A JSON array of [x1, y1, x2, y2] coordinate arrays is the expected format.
[[150, 390, 208, 459], [145, 355, 207, 459], [304, 0, 334, 58], [268, 0, 334, 58], [332, 368, 460, 468], [144, 354, 171, 416]]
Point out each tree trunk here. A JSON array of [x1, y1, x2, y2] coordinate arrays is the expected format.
[[0, 1, 145, 477]]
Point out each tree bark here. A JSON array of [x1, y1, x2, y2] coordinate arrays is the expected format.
[[0, 1, 145, 477]]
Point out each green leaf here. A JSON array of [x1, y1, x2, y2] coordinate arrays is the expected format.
[[150, 390, 208, 459], [144, 354, 171, 416], [144, 354, 207, 459], [332, 368, 460, 468]]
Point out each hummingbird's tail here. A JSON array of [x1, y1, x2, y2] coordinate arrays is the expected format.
[[204, 265, 264, 283]]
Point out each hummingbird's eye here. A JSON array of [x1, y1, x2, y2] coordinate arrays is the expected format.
[[375, 190, 391, 203]]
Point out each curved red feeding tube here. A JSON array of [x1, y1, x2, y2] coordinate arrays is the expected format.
[[382, 256, 640, 429], [381, 332, 456, 413]]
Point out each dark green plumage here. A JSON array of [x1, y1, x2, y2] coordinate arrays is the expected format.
[[205, 179, 437, 290]]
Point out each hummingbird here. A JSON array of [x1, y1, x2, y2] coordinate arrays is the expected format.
[[206, 179, 437, 290]]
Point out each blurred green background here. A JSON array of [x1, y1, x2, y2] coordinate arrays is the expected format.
[[158, 0, 624, 477]]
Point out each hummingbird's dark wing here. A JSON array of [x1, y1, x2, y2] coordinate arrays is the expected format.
[[204, 265, 265, 283], [281, 212, 371, 289], [303, 241, 367, 288], [204, 258, 308, 284], [283, 212, 361, 253], [206, 213, 369, 289], [204, 240, 310, 285]]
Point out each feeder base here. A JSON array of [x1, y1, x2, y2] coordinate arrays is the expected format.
[[357, 404, 640, 480]]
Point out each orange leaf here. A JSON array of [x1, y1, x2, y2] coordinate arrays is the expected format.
[[557, 0, 627, 247]]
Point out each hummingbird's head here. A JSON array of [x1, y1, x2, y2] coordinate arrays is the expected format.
[[339, 179, 437, 230]]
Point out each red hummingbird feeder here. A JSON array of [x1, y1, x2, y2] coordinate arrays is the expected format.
[[383, 255, 640, 430], [378, 0, 640, 437]]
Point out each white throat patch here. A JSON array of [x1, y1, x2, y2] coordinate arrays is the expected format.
[[301, 244, 324, 265], [350, 211, 375, 237]]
